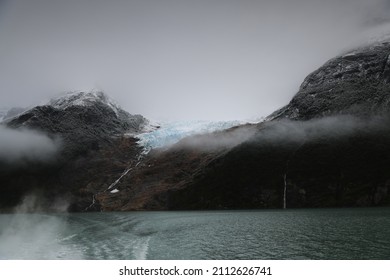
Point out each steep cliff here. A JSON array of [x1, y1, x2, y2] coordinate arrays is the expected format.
[[270, 41, 390, 120]]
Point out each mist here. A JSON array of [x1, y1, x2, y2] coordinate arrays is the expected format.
[[176, 124, 258, 151], [12, 193, 70, 213], [0, 194, 82, 259], [0, 126, 61, 163], [251, 115, 390, 145], [0, 0, 389, 121], [175, 115, 390, 152]]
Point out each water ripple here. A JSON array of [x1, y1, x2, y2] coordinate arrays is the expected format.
[[0, 208, 389, 259]]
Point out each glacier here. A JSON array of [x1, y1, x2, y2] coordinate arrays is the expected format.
[[135, 119, 255, 150]]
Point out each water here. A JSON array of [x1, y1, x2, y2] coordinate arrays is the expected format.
[[0, 208, 389, 260]]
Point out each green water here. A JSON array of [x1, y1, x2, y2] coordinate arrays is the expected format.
[[0, 208, 389, 259]]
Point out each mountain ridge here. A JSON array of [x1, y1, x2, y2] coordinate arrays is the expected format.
[[2, 41, 390, 212]]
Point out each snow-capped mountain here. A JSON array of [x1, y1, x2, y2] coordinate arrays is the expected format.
[[48, 90, 122, 117], [4, 39, 390, 213], [5, 91, 149, 160], [7, 90, 147, 131]]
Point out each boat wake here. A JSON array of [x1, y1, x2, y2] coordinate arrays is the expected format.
[[133, 237, 151, 260]]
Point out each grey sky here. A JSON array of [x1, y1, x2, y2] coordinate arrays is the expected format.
[[0, 0, 389, 120]]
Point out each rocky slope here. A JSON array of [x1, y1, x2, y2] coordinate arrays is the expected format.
[[164, 41, 390, 209], [6, 91, 146, 157], [102, 41, 390, 210], [270, 41, 390, 120], [0, 91, 148, 211]]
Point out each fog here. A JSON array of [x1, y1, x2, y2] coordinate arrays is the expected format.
[[0, 0, 389, 120], [176, 115, 390, 152], [251, 115, 390, 145], [0, 126, 61, 163], [0, 194, 81, 259], [176, 124, 258, 151]]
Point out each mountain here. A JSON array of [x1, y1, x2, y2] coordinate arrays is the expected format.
[[163, 41, 390, 210], [96, 41, 390, 211], [270, 41, 390, 120], [0, 91, 149, 211], [6, 91, 147, 157], [2, 41, 390, 212]]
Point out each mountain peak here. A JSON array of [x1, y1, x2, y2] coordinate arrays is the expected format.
[[49, 90, 121, 116], [269, 40, 390, 121]]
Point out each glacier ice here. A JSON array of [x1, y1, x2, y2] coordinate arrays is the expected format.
[[136, 119, 248, 150]]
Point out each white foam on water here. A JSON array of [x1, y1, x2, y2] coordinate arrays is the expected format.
[[59, 234, 78, 242], [133, 237, 151, 260]]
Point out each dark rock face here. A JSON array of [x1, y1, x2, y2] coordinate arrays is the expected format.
[[270, 42, 390, 120], [0, 91, 147, 212], [6, 92, 146, 158], [167, 118, 390, 209]]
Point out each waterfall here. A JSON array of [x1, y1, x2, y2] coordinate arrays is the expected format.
[[106, 167, 133, 192], [85, 194, 96, 211], [84, 147, 151, 211], [283, 173, 287, 209]]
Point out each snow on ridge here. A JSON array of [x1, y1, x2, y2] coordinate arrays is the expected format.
[[136, 119, 254, 150], [49, 90, 121, 116]]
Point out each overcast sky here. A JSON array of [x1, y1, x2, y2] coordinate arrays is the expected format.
[[0, 0, 390, 121]]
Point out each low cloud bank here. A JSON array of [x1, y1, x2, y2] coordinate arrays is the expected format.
[[252, 115, 390, 145], [0, 125, 61, 163], [176, 115, 390, 151]]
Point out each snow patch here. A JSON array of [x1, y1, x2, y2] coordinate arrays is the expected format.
[[342, 52, 357, 58]]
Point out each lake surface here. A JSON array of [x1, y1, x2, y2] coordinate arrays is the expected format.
[[0, 208, 389, 259]]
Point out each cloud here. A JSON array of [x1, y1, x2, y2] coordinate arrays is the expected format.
[[0, 125, 61, 163], [251, 115, 389, 145], [176, 124, 258, 151], [170, 115, 390, 152]]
